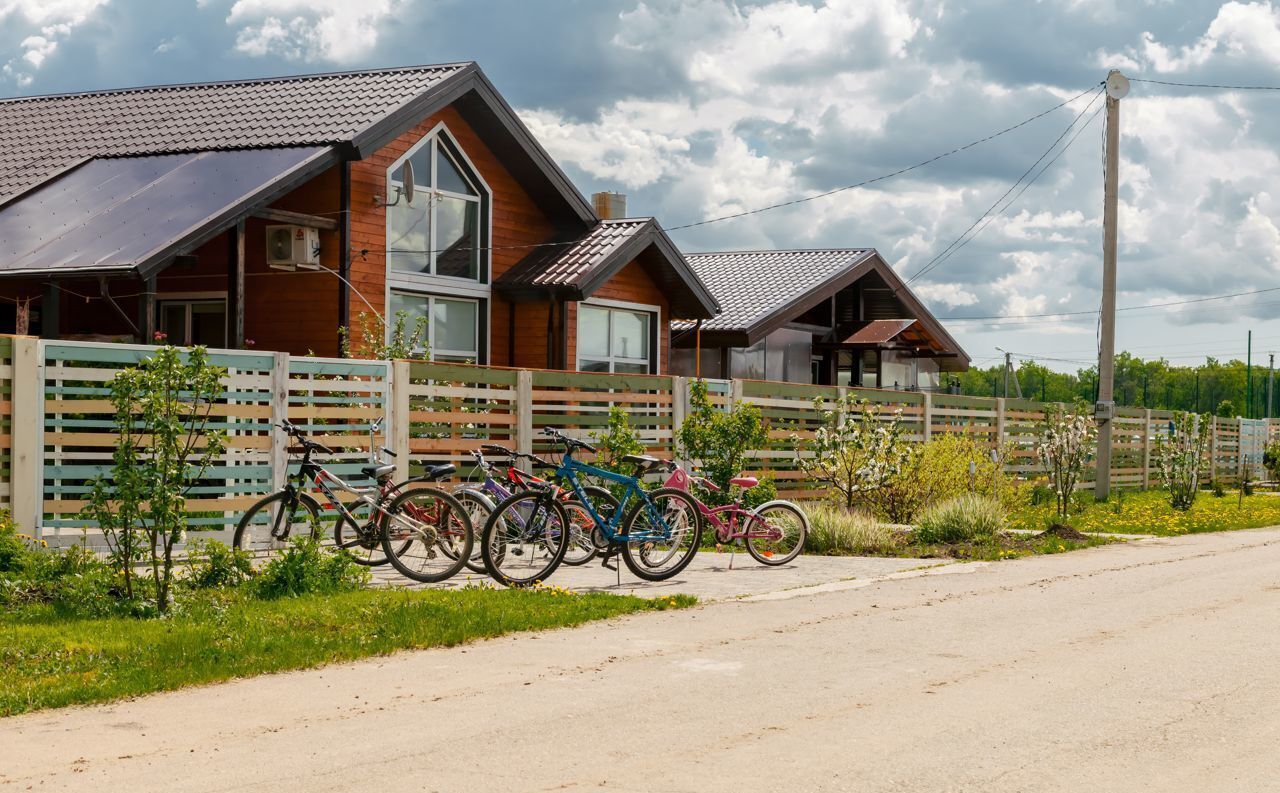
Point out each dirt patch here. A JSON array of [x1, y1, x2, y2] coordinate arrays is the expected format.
[[1038, 523, 1090, 541]]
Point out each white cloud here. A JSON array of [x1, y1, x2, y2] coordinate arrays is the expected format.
[[226, 0, 406, 63], [0, 0, 108, 85], [912, 282, 979, 308]]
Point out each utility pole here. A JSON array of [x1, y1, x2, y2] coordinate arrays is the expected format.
[[1095, 69, 1127, 501], [996, 347, 1021, 398], [1267, 353, 1274, 421]]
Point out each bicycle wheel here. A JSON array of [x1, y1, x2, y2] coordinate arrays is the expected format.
[[481, 490, 570, 587], [453, 488, 497, 575], [745, 501, 808, 566], [561, 486, 616, 566], [233, 491, 322, 563], [381, 486, 473, 583], [620, 487, 702, 582]]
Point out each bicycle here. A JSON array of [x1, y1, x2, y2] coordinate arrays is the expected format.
[[480, 427, 701, 587], [454, 443, 616, 573], [232, 419, 473, 583], [661, 464, 808, 566]]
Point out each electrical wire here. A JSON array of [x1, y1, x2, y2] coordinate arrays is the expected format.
[[905, 87, 1106, 285], [1130, 77, 1280, 91], [938, 284, 1280, 321]]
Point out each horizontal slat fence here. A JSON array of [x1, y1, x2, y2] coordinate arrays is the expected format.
[[6, 336, 1280, 544]]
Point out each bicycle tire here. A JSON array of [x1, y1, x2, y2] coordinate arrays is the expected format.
[[232, 490, 322, 562], [745, 500, 808, 566], [620, 487, 703, 582], [481, 490, 570, 587], [380, 486, 474, 583], [453, 487, 498, 575]]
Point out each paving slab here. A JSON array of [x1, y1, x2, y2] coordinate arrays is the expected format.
[[369, 551, 937, 601]]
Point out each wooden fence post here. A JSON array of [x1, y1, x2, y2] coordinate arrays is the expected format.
[[1142, 407, 1152, 490], [729, 378, 743, 410], [269, 351, 290, 493], [390, 360, 411, 481], [516, 369, 533, 461], [1210, 416, 1218, 485], [995, 397, 1006, 451], [10, 336, 41, 538], [922, 391, 933, 442], [671, 375, 687, 457]]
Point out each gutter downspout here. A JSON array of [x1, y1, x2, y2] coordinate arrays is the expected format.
[[98, 276, 140, 339]]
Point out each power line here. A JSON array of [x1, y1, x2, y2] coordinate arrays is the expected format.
[[938, 284, 1280, 322], [905, 87, 1106, 284], [1130, 77, 1280, 91]]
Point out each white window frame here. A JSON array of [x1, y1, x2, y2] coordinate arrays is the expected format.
[[575, 297, 661, 374], [156, 293, 228, 347], [388, 289, 484, 363], [384, 121, 493, 303]]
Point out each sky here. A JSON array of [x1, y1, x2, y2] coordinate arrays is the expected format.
[[5, 0, 1280, 373]]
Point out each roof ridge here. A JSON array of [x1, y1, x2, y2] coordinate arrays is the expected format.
[[0, 62, 475, 105], [685, 247, 872, 257]]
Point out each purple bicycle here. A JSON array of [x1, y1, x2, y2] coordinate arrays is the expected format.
[[453, 444, 616, 573]]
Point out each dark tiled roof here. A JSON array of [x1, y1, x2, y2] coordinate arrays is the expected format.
[[497, 218, 653, 288], [675, 248, 873, 332], [0, 64, 469, 205]]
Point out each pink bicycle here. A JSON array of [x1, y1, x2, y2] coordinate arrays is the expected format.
[[661, 463, 808, 566]]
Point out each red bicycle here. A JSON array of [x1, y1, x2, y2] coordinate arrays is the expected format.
[[661, 463, 808, 566]]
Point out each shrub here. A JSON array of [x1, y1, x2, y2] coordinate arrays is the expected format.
[[871, 434, 1020, 523], [251, 537, 370, 599], [1035, 402, 1095, 519], [796, 394, 911, 511], [678, 380, 768, 506], [340, 309, 429, 360], [740, 470, 777, 510], [590, 405, 646, 475], [1, 543, 125, 618], [804, 503, 900, 555], [913, 494, 1006, 545], [0, 512, 32, 573], [183, 539, 254, 590], [1154, 411, 1209, 511], [1264, 441, 1280, 482]]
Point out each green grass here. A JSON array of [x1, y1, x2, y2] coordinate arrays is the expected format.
[[1008, 488, 1280, 536], [0, 586, 694, 717]]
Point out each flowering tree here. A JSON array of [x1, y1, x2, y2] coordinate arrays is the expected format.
[[796, 394, 911, 511], [1035, 403, 1096, 519], [1154, 411, 1209, 511]]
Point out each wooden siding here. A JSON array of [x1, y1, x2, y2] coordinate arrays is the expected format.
[[567, 258, 672, 372], [348, 105, 560, 362]]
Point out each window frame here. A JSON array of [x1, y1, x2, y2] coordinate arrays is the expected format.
[[155, 294, 228, 348], [387, 289, 486, 364], [575, 298, 661, 375], [384, 122, 493, 301]]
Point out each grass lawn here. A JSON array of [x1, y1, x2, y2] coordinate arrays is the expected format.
[[0, 586, 694, 717], [1008, 488, 1280, 536]]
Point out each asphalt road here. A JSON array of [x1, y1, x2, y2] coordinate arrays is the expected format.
[[5, 530, 1280, 792]]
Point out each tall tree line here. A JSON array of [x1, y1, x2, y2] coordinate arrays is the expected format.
[[948, 354, 1279, 418]]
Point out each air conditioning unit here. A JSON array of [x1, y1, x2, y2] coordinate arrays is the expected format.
[[265, 225, 320, 270]]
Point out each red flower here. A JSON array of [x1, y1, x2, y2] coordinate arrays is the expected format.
[[153, 331, 168, 342]]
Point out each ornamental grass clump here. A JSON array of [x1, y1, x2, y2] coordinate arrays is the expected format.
[[913, 494, 1006, 545], [1154, 411, 1210, 511], [804, 503, 900, 555], [1035, 402, 1095, 519]]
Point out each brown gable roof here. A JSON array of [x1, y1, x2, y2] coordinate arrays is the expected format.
[[495, 218, 718, 319], [0, 64, 466, 206]]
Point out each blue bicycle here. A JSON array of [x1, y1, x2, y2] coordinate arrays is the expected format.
[[479, 428, 703, 587]]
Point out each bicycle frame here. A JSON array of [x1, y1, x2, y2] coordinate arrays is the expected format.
[[663, 466, 781, 543], [556, 453, 672, 543]]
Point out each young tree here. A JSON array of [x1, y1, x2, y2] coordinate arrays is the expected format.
[[1035, 402, 1095, 519], [795, 394, 911, 511], [1154, 411, 1209, 511], [590, 405, 646, 476], [339, 310, 429, 360], [84, 346, 227, 613], [677, 380, 768, 506]]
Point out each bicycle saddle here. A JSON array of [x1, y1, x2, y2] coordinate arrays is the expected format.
[[729, 476, 759, 489], [620, 454, 662, 469], [362, 462, 396, 480], [414, 463, 456, 481]]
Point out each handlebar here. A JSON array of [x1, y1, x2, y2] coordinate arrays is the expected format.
[[275, 421, 333, 455], [540, 426, 597, 454]]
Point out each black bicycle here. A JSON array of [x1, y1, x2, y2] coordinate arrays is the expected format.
[[232, 420, 473, 583]]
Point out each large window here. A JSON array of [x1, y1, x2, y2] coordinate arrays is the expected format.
[[387, 129, 487, 282], [158, 299, 226, 347], [388, 291, 481, 362], [577, 303, 655, 374]]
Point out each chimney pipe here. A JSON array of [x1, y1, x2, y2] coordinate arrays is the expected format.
[[592, 191, 627, 220]]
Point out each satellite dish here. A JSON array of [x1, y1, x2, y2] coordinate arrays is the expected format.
[[401, 160, 415, 205], [1105, 70, 1130, 100]]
